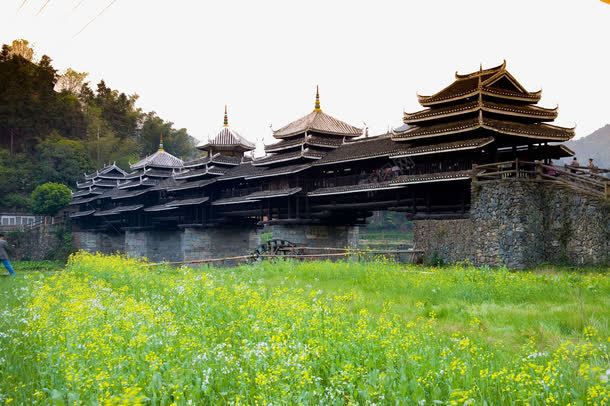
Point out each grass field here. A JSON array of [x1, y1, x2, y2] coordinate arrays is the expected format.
[[0, 253, 608, 405]]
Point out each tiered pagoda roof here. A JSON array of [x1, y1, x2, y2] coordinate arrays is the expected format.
[[394, 61, 575, 145], [197, 106, 256, 153], [255, 87, 362, 167]]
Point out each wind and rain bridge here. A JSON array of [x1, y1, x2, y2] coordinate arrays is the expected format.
[[69, 62, 609, 268]]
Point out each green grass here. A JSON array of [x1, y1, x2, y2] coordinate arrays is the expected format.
[[0, 253, 608, 404]]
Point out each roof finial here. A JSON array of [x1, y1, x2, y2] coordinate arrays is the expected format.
[[159, 133, 164, 151], [479, 63, 483, 73], [224, 105, 229, 127], [314, 85, 321, 111]]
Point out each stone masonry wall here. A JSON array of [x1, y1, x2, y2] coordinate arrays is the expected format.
[[412, 219, 474, 264], [414, 180, 609, 268], [471, 180, 546, 269]]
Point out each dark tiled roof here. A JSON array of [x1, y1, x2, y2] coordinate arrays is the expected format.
[[392, 170, 472, 185], [84, 163, 128, 180], [404, 100, 558, 124], [94, 204, 143, 217], [97, 173, 125, 180], [166, 178, 216, 192], [273, 110, 362, 138], [69, 209, 95, 218], [123, 170, 146, 180], [184, 155, 212, 168], [198, 127, 255, 151], [308, 180, 404, 197], [314, 135, 409, 166], [211, 195, 260, 206], [73, 188, 104, 198], [117, 179, 157, 189], [246, 187, 302, 199], [307, 135, 344, 148], [143, 203, 179, 212], [417, 62, 541, 106], [390, 137, 494, 158], [482, 118, 574, 141], [174, 167, 226, 180], [265, 137, 307, 152], [184, 154, 241, 168], [216, 163, 263, 181], [76, 180, 94, 188], [145, 169, 174, 178], [252, 148, 325, 166], [131, 149, 184, 170], [245, 163, 312, 179], [169, 197, 210, 206], [308, 170, 472, 197], [111, 188, 153, 200], [394, 116, 574, 142], [392, 117, 481, 140], [94, 180, 120, 187]]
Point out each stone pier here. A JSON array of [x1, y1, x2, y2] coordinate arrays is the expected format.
[[124, 229, 183, 262], [73, 231, 125, 255], [182, 226, 260, 262], [264, 224, 360, 249]]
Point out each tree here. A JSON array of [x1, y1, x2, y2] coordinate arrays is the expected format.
[[7, 39, 34, 61], [56, 68, 88, 94], [140, 112, 198, 159], [30, 182, 72, 216], [36, 132, 93, 185]]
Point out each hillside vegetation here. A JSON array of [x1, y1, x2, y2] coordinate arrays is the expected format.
[[0, 253, 608, 404], [0, 39, 197, 211]]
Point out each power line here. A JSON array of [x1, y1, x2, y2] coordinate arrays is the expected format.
[[17, 0, 28, 11], [36, 0, 51, 15], [72, 0, 85, 11], [73, 0, 117, 37]]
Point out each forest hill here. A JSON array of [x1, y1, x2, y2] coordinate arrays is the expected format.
[[0, 39, 197, 211]]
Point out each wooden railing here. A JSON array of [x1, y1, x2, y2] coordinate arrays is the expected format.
[[472, 160, 610, 200]]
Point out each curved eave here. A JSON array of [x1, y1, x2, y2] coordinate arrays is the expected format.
[[274, 128, 360, 139], [455, 60, 507, 79], [390, 137, 495, 158], [393, 119, 574, 142], [481, 88, 541, 103], [482, 120, 574, 142], [417, 90, 479, 107], [404, 102, 558, 125], [392, 119, 480, 140]]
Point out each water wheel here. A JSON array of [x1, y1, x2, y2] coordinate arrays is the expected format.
[[251, 239, 298, 261]]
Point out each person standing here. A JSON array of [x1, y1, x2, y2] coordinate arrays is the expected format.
[[0, 234, 15, 276]]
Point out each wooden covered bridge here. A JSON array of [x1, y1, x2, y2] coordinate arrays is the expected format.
[[69, 62, 609, 268]]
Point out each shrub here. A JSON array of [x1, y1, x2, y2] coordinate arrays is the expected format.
[[30, 182, 71, 216]]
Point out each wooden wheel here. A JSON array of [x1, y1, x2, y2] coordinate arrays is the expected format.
[[251, 239, 297, 261]]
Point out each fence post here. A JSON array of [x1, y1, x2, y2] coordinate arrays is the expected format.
[[515, 158, 519, 178], [536, 161, 543, 180]]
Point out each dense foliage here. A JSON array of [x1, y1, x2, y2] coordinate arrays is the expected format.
[[0, 39, 198, 211], [0, 253, 608, 404], [30, 182, 72, 215]]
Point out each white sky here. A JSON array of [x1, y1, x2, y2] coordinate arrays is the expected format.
[[2, 0, 610, 148]]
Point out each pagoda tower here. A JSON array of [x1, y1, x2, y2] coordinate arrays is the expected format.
[[392, 61, 575, 162], [254, 87, 362, 170], [173, 106, 255, 185]]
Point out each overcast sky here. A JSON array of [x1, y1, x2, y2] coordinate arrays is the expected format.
[[2, 0, 609, 148]]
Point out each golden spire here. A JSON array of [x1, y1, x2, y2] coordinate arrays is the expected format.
[[223, 105, 229, 127], [159, 133, 164, 151], [314, 85, 321, 111]]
